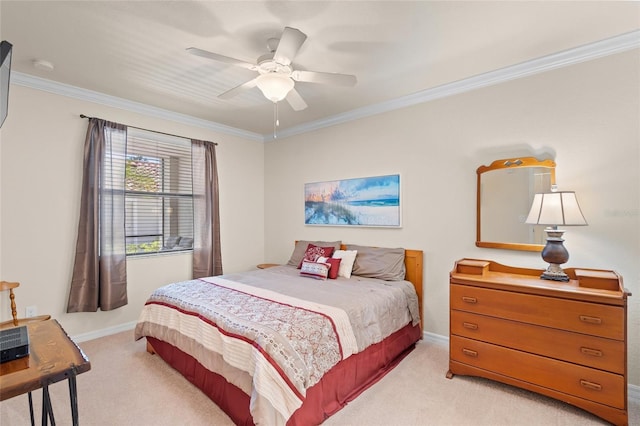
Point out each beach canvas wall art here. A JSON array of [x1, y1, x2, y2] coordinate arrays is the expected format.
[[305, 174, 401, 227]]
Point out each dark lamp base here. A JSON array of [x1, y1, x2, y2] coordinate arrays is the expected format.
[[540, 228, 570, 282]]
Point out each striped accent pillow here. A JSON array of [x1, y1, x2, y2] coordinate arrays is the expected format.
[[300, 260, 331, 280]]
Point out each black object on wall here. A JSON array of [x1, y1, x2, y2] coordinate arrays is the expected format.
[[0, 40, 13, 129]]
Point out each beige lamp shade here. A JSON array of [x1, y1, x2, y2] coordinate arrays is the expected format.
[[525, 191, 587, 226]]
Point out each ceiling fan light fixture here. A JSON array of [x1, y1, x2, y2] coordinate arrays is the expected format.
[[256, 73, 294, 102]]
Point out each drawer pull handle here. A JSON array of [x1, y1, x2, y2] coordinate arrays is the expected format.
[[581, 347, 603, 357], [462, 348, 478, 357], [579, 315, 602, 325], [580, 380, 602, 391], [462, 296, 477, 304], [463, 322, 478, 330]]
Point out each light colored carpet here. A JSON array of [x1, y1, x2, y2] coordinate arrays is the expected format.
[[1, 330, 636, 425]]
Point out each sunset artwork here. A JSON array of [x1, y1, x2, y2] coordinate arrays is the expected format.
[[304, 174, 401, 227]]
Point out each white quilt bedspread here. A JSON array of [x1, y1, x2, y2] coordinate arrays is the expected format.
[[134, 266, 419, 425]]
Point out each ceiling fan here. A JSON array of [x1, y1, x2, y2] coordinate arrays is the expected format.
[[187, 26, 357, 111]]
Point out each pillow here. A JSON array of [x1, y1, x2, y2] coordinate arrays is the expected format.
[[318, 256, 342, 279], [165, 236, 181, 249], [325, 257, 342, 279], [178, 237, 194, 248], [331, 250, 357, 279], [287, 240, 342, 267], [345, 244, 406, 281], [297, 244, 336, 269], [300, 260, 330, 280]]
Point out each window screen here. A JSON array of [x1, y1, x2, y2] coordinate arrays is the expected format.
[[125, 128, 193, 255]]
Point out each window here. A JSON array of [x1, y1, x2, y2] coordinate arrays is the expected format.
[[125, 129, 193, 255]]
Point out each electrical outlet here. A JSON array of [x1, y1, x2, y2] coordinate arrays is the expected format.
[[25, 305, 37, 318]]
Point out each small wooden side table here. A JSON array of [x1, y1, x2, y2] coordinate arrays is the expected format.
[[0, 319, 91, 425], [257, 263, 280, 269]]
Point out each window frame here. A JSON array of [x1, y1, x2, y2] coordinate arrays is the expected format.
[[124, 129, 194, 257]]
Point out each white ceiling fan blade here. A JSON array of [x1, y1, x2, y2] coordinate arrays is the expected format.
[[218, 78, 258, 99], [274, 27, 307, 66], [292, 70, 357, 87], [187, 47, 256, 70], [286, 88, 308, 111]]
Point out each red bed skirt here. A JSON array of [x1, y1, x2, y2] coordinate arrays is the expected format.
[[146, 322, 421, 425]]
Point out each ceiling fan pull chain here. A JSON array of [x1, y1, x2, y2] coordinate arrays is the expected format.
[[273, 102, 278, 139]]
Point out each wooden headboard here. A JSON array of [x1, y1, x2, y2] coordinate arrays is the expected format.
[[339, 244, 424, 332], [404, 249, 424, 332]]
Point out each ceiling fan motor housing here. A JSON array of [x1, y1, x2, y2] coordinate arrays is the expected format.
[[257, 53, 292, 75]]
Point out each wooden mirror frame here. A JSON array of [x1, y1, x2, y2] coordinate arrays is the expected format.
[[476, 157, 556, 252]]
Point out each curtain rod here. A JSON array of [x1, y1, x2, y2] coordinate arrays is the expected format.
[[79, 114, 218, 145]]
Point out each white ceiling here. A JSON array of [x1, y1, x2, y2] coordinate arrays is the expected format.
[[2, 1, 639, 138]]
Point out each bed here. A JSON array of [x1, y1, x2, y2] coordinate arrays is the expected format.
[[134, 242, 423, 425]]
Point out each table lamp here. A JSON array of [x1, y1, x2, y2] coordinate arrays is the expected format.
[[525, 191, 587, 281]]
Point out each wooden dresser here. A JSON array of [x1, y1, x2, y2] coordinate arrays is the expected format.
[[447, 259, 630, 425]]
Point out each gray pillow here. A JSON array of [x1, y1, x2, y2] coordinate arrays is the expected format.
[[178, 237, 193, 248], [286, 240, 342, 267], [345, 244, 406, 281], [165, 236, 181, 249]]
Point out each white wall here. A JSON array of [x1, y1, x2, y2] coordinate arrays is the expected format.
[[0, 84, 265, 336], [264, 50, 640, 385]]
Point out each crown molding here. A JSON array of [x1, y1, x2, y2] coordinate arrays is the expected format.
[[10, 72, 264, 142], [268, 29, 640, 142], [11, 30, 639, 143]]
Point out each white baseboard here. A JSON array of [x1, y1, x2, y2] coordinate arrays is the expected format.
[[71, 321, 137, 343], [629, 383, 640, 402], [423, 331, 449, 347], [423, 331, 640, 404]]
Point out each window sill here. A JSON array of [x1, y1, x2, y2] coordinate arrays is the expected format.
[[126, 249, 192, 260]]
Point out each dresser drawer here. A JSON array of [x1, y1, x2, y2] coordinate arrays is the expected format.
[[450, 335, 625, 409], [450, 284, 624, 340], [451, 310, 625, 374]]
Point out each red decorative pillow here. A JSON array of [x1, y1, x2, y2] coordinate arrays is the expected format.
[[297, 244, 335, 269], [325, 258, 342, 279]]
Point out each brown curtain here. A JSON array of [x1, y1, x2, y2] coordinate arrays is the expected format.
[[67, 118, 128, 312], [192, 140, 222, 278]]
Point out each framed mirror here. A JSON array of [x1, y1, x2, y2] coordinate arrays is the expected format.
[[476, 157, 556, 252]]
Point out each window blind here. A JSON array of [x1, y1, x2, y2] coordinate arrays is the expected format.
[[125, 128, 193, 255]]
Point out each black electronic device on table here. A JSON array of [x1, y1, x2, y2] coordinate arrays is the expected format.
[[0, 325, 29, 363], [0, 40, 13, 129]]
